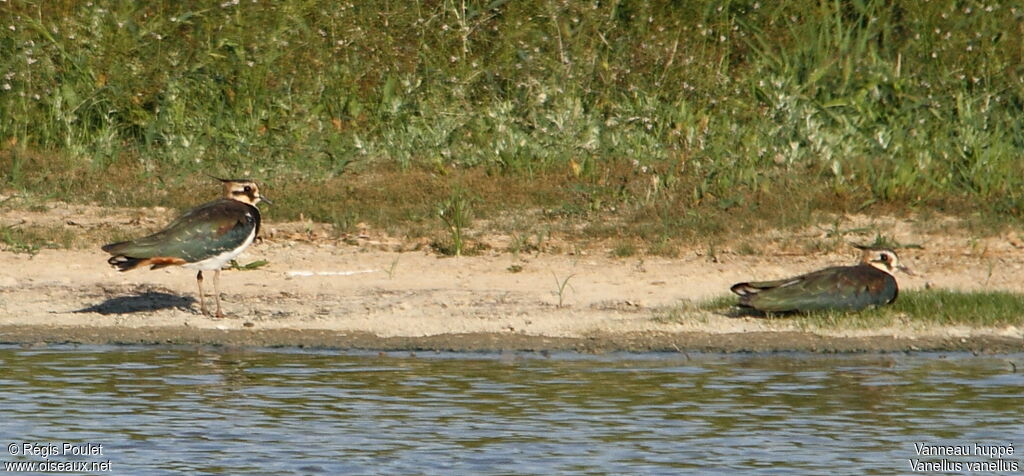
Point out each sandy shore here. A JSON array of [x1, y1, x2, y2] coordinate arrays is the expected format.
[[1, 209, 1023, 353], [1, 202, 1023, 352]]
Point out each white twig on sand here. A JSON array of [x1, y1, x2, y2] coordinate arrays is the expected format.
[[286, 269, 378, 277]]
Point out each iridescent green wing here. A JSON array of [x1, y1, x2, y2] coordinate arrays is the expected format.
[[745, 266, 896, 312], [104, 199, 257, 262]]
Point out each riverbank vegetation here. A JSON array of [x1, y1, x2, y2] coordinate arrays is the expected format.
[[802, 289, 1024, 329], [2, 0, 1023, 253], [677, 289, 1024, 329]]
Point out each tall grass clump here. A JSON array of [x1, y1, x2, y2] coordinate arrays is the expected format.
[[0, 0, 1022, 242], [436, 188, 475, 256]]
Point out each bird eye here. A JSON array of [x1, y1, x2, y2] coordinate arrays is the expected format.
[[243, 185, 253, 193], [879, 254, 889, 262]]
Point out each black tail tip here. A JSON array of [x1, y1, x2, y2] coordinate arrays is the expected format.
[[107, 255, 142, 272]]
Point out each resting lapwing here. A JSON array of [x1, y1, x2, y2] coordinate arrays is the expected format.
[[102, 178, 270, 317], [730, 245, 912, 313]]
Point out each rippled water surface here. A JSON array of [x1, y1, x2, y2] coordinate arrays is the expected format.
[[0, 346, 1021, 474]]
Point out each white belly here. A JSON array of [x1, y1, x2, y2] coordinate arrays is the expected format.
[[181, 227, 256, 271]]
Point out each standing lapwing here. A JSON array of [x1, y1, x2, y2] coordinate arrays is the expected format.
[[102, 178, 270, 317], [730, 245, 912, 313]]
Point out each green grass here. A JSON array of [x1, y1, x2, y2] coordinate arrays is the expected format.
[[1, 0, 1023, 249], [694, 289, 1024, 329], [0, 224, 75, 255], [551, 272, 576, 308], [226, 259, 269, 271], [435, 188, 475, 256], [611, 241, 637, 258], [653, 295, 735, 324]]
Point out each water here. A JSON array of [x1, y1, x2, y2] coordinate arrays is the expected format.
[[0, 346, 1021, 475]]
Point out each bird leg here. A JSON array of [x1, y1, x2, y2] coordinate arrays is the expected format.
[[196, 271, 208, 316], [213, 269, 224, 318]]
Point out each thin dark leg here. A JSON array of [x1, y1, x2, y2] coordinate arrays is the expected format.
[[213, 269, 224, 318], [196, 271, 207, 316]]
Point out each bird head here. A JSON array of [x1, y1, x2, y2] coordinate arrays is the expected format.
[[214, 177, 272, 206], [853, 244, 913, 276]]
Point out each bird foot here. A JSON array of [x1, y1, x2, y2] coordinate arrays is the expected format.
[[196, 308, 224, 318]]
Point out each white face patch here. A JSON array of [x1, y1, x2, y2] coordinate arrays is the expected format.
[[224, 181, 261, 205], [868, 251, 899, 274]]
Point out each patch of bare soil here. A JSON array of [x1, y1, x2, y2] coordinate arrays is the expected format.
[[0, 203, 1022, 352]]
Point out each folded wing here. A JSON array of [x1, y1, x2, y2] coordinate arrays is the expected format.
[[732, 265, 896, 312], [102, 200, 257, 267]]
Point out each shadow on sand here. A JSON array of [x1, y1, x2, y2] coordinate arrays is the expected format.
[[75, 292, 196, 315]]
